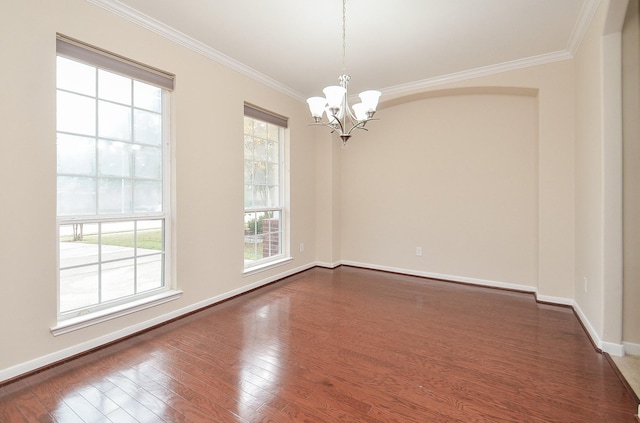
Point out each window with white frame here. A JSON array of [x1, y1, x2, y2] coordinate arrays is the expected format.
[[244, 105, 288, 270], [56, 35, 174, 319]]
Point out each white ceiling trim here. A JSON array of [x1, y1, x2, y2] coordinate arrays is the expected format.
[[567, 0, 601, 53], [381, 50, 573, 100], [85, 0, 307, 101], [86, 0, 600, 104]]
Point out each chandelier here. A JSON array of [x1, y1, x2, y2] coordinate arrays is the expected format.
[[306, 0, 381, 148]]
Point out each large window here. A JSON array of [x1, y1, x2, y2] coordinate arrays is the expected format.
[[56, 35, 174, 320], [244, 105, 288, 270]]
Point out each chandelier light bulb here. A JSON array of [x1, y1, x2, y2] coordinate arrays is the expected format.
[[358, 90, 381, 113], [323, 85, 346, 109], [306, 97, 327, 119], [352, 103, 368, 121]]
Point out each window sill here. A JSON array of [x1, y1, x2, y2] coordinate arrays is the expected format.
[[51, 290, 183, 336], [243, 256, 293, 277]]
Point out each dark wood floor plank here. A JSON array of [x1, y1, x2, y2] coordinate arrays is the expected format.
[[0, 266, 637, 422]]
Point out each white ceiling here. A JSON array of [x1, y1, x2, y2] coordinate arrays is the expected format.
[[90, 0, 599, 101]]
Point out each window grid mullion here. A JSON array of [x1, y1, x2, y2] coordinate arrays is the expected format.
[[97, 222, 103, 305], [134, 220, 138, 294], [94, 68, 100, 216]]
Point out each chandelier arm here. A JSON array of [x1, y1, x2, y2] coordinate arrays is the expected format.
[[311, 119, 346, 134]]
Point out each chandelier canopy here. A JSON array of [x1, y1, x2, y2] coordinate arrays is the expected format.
[[306, 0, 381, 148]]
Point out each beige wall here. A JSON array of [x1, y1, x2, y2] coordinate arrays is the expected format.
[[338, 60, 576, 300], [573, 0, 629, 352], [340, 91, 539, 288], [0, 0, 318, 376], [574, 0, 608, 343], [623, 0, 640, 346]]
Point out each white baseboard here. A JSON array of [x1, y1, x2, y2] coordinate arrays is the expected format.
[[623, 341, 640, 356], [314, 260, 341, 269], [0, 262, 318, 383], [571, 301, 625, 356], [536, 294, 574, 306], [340, 260, 540, 294]]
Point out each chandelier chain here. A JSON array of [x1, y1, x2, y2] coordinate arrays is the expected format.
[[342, 0, 347, 72]]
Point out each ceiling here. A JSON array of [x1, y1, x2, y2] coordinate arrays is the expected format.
[[90, 0, 599, 101]]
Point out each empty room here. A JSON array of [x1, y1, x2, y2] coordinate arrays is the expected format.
[[1, 0, 639, 421]]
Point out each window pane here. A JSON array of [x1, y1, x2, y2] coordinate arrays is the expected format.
[[267, 124, 280, 142], [244, 212, 261, 262], [57, 176, 96, 216], [253, 186, 267, 208], [244, 161, 254, 185], [59, 265, 99, 313], [268, 140, 279, 162], [98, 140, 132, 177], [255, 139, 267, 161], [244, 136, 254, 160], [138, 255, 163, 292], [134, 109, 161, 145], [99, 100, 131, 141], [244, 185, 253, 208], [57, 134, 95, 175], [57, 91, 96, 136], [134, 81, 162, 112], [134, 181, 162, 212], [98, 69, 132, 105], [102, 259, 135, 302], [262, 211, 281, 258], [267, 186, 280, 208], [267, 163, 279, 185], [243, 211, 281, 263], [137, 220, 163, 251], [134, 145, 162, 179], [57, 57, 95, 96], [59, 223, 99, 268], [101, 222, 135, 262], [99, 178, 132, 214], [254, 120, 267, 139], [254, 162, 266, 184]]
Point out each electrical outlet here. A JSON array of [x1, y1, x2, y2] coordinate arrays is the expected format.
[[300, 243, 305, 252], [416, 247, 423, 257]]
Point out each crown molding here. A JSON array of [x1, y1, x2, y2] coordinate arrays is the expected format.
[[567, 0, 602, 53], [380, 50, 573, 99], [85, 0, 307, 102]]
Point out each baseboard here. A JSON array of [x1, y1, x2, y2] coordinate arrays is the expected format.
[[0, 261, 319, 384], [571, 301, 625, 356], [625, 342, 640, 356], [314, 260, 342, 269], [340, 260, 540, 294], [535, 294, 574, 306]]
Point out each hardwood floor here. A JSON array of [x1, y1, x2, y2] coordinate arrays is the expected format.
[[1, 266, 637, 422]]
